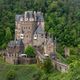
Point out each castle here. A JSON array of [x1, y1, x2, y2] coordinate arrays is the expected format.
[[15, 11, 45, 47], [15, 11, 54, 53], [5, 11, 54, 64], [3, 11, 68, 72]]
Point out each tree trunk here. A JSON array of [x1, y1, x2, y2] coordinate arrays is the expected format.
[[64, 47, 70, 57]]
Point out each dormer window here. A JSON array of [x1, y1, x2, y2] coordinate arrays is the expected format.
[[20, 17, 23, 21], [20, 33, 24, 39], [34, 34, 37, 40]]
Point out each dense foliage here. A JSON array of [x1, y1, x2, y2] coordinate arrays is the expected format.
[[43, 57, 53, 73], [25, 45, 35, 58], [7, 70, 16, 80], [0, 0, 80, 49], [45, 0, 80, 48]]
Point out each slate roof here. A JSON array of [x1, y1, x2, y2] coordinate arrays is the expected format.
[[8, 39, 24, 48], [8, 41, 16, 48], [34, 26, 44, 34], [16, 39, 24, 46], [27, 11, 33, 18], [15, 11, 44, 22], [36, 12, 44, 22], [15, 14, 23, 21], [50, 53, 56, 60]]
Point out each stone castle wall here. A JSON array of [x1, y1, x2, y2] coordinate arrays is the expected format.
[[15, 21, 37, 47]]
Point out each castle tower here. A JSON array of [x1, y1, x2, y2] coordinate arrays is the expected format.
[[15, 11, 37, 47], [33, 12, 45, 47], [15, 11, 44, 47], [44, 37, 54, 55]]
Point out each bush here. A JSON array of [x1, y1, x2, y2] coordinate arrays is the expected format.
[[41, 74, 48, 80], [33, 71, 42, 80], [6, 70, 17, 80], [24, 45, 36, 58], [43, 57, 53, 73]]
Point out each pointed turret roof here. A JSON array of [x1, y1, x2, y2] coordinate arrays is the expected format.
[[35, 26, 44, 34], [16, 39, 24, 46]]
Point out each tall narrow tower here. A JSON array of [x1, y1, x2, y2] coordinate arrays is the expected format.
[[15, 11, 44, 47], [15, 11, 37, 47]]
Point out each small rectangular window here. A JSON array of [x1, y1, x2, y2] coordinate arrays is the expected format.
[[41, 34, 43, 38], [26, 35, 28, 38], [29, 27, 30, 29]]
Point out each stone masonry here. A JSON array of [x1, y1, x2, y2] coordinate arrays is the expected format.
[[5, 11, 54, 64]]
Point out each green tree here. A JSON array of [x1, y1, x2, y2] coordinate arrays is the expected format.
[[43, 57, 53, 73], [69, 60, 80, 80], [24, 45, 36, 58], [5, 27, 12, 43]]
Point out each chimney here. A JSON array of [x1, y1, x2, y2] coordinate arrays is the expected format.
[[24, 11, 28, 21], [34, 11, 37, 21], [20, 16, 23, 21]]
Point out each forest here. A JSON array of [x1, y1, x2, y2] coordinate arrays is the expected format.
[[0, 0, 80, 80], [0, 0, 80, 49]]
